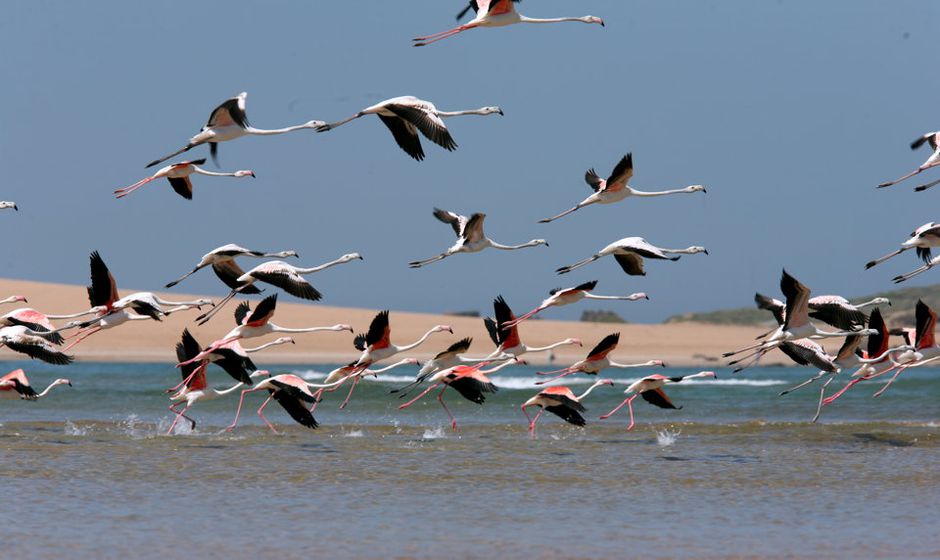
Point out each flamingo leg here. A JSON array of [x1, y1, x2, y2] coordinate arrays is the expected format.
[[812, 376, 838, 423], [166, 403, 195, 435], [436, 386, 458, 432], [257, 394, 279, 434], [722, 340, 769, 358], [914, 177, 940, 192], [872, 366, 909, 398], [398, 382, 440, 409], [822, 377, 867, 406], [309, 388, 325, 413], [600, 397, 631, 420], [779, 371, 832, 397], [227, 388, 258, 431], [195, 289, 241, 325], [626, 396, 636, 431], [114, 176, 157, 198], [878, 162, 940, 188], [166, 365, 202, 393], [413, 24, 471, 44], [530, 408, 544, 433], [534, 369, 578, 385], [63, 326, 102, 351], [503, 307, 545, 329], [338, 376, 360, 410]]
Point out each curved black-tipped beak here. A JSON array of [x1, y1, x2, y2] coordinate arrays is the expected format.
[[13, 205, 18, 211], [250, 172, 257, 178], [601, 21, 605, 27], [67, 381, 73, 387], [498, 109, 504, 116], [704, 249, 709, 255]]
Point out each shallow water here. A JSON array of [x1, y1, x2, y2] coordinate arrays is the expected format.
[[2, 362, 938, 559]]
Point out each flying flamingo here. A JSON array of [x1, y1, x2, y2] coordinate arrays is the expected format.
[[0, 295, 27, 306], [349, 310, 453, 373], [753, 292, 889, 337], [409, 209, 547, 268], [0, 305, 95, 345], [0, 201, 17, 211], [877, 132, 940, 188], [313, 358, 419, 411], [865, 222, 940, 270], [600, 371, 717, 431], [0, 326, 73, 365], [194, 253, 362, 325], [62, 302, 204, 352], [556, 237, 707, 276], [165, 243, 298, 292], [389, 338, 496, 398], [0, 369, 70, 400], [501, 280, 648, 329], [413, 0, 604, 47], [538, 154, 706, 223], [521, 379, 614, 432], [723, 271, 877, 371], [146, 92, 325, 168], [181, 294, 353, 366], [315, 96, 502, 161], [398, 359, 520, 431], [226, 374, 349, 434], [115, 159, 255, 200], [483, 296, 581, 359], [534, 333, 664, 385], [891, 253, 940, 283]]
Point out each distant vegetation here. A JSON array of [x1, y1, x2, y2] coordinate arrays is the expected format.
[[664, 283, 940, 327], [580, 310, 627, 323], [446, 310, 481, 318]]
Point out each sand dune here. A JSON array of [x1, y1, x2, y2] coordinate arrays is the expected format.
[[0, 277, 769, 366]]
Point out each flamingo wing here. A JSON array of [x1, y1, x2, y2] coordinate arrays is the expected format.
[[88, 251, 118, 309], [385, 104, 457, 152], [433, 208, 466, 237], [866, 308, 889, 358], [234, 301, 251, 326], [778, 340, 836, 372], [366, 310, 391, 350], [483, 317, 501, 347], [176, 329, 204, 381], [211, 348, 254, 385], [212, 260, 262, 294], [244, 294, 278, 327], [835, 335, 862, 364], [586, 332, 619, 361], [434, 337, 472, 360], [539, 386, 585, 412], [377, 114, 425, 161], [493, 296, 520, 349], [754, 293, 786, 325], [4, 339, 73, 365], [167, 177, 194, 200], [640, 387, 680, 409], [463, 213, 486, 244], [915, 299, 937, 349], [613, 253, 646, 276], [603, 153, 633, 192], [544, 405, 586, 426], [249, 268, 322, 301], [269, 387, 319, 429], [808, 297, 866, 331], [1, 369, 36, 399], [780, 270, 811, 330], [2, 316, 63, 345], [447, 375, 496, 404], [207, 93, 249, 129]]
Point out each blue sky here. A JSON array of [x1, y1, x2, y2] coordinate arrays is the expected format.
[[0, 1, 938, 322]]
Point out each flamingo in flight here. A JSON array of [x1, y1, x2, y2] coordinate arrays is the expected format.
[[538, 154, 706, 223], [753, 291, 889, 337], [891, 253, 940, 283], [194, 253, 362, 325], [483, 295, 582, 359], [723, 271, 877, 372], [390, 338, 497, 399], [408, 209, 547, 268], [0, 201, 17, 211], [501, 280, 648, 329], [313, 358, 419, 411], [865, 222, 940, 270], [165, 243, 298, 292], [413, 0, 604, 47], [316, 96, 502, 161], [600, 371, 717, 431], [398, 358, 520, 431], [145, 92, 325, 168], [534, 332, 665, 385], [0, 326, 73, 365], [0, 369, 70, 401], [349, 310, 453, 373], [556, 237, 707, 276], [0, 304, 92, 345], [115, 159, 255, 200], [180, 294, 353, 366], [226, 374, 351, 434], [521, 379, 614, 432], [877, 132, 940, 188]]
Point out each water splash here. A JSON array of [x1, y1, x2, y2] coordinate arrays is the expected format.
[[422, 426, 447, 440], [656, 428, 680, 447], [344, 430, 364, 438], [64, 420, 88, 436]]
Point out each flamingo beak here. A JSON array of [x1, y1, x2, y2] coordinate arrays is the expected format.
[[250, 172, 256, 178], [498, 109, 504, 116]]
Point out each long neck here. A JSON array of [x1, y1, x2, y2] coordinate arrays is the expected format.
[[294, 256, 353, 274], [370, 359, 415, 374], [213, 381, 247, 396], [436, 108, 491, 117], [397, 329, 441, 352], [245, 123, 312, 136], [0, 296, 22, 305], [860, 345, 913, 364], [670, 371, 714, 384], [154, 296, 208, 307], [661, 246, 698, 255], [192, 166, 240, 177], [526, 340, 574, 353], [243, 340, 288, 353], [489, 240, 541, 251], [46, 309, 99, 320], [519, 15, 586, 24], [36, 381, 68, 398], [853, 298, 883, 309], [163, 304, 197, 315], [577, 381, 608, 400], [479, 359, 517, 375], [609, 359, 658, 368], [272, 325, 342, 334], [584, 293, 647, 301]]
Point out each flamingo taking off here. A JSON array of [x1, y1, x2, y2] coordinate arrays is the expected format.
[[753, 292, 889, 335], [314, 358, 419, 411], [556, 237, 707, 276], [164, 243, 298, 292], [115, 159, 254, 200], [877, 132, 940, 188], [521, 379, 614, 431], [483, 295, 581, 359], [865, 222, 940, 270], [315, 96, 502, 161], [389, 338, 494, 398], [398, 359, 520, 431], [409, 209, 547, 268], [194, 253, 363, 325], [0, 326, 73, 365], [350, 310, 453, 372], [600, 371, 716, 431], [0, 369, 70, 400], [538, 154, 706, 223], [534, 332, 665, 385], [501, 280, 648, 329], [146, 92, 325, 168], [0, 305, 89, 345], [413, 0, 603, 47], [226, 374, 348, 434]]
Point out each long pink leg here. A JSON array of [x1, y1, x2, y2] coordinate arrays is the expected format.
[[625, 396, 637, 431], [822, 377, 866, 406], [227, 388, 258, 431], [114, 176, 156, 198], [310, 388, 325, 413], [399, 382, 440, 409], [530, 408, 543, 433], [521, 405, 534, 430], [413, 26, 471, 47], [600, 397, 631, 420], [436, 386, 458, 432], [534, 369, 578, 385], [413, 24, 468, 41], [503, 307, 545, 329], [873, 366, 909, 398], [165, 363, 206, 393], [257, 395, 279, 434], [63, 326, 102, 351], [811, 377, 837, 423], [166, 403, 194, 435], [338, 376, 360, 410], [878, 162, 940, 188]]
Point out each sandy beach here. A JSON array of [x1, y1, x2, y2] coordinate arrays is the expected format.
[[0, 277, 769, 365]]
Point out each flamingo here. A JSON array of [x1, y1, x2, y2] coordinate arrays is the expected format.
[[556, 237, 707, 276], [194, 253, 362, 325], [226, 374, 349, 434], [0, 306, 93, 345], [753, 292, 889, 336], [0, 369, 70, 400], [0, 295, 27, 306], [397, 359, 520, 431], [409, 208, 547, 268], [534, 333, 664, 385], [389, 338, 497, 398], [62, 302, 204, 352], [413, 0, 604, 47], [483, 296, 581, 359], [313, 358, 419, 411], [501, 280, 648, 328], [0, 326, 73, 365], [114, 159, 254, 200], [538, 154, 706, 223], [146, 92, 325, 168], [315, 96, 502, 161], [521, 379, 614, 431], [164, 243, 298, 292], [0, 201, 17, 211], [877, 132, 940, 188], [891, 253, 940, 283], [865, 222, 940, 269], [723, 271, 878, 371], [349, 310, 453, 372], [600, 371, 717, 431], [181, 294, 353, 366]]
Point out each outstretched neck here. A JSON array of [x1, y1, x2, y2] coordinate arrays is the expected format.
[[397, 329, 441, 352], [489, 240, 542, 250], [213, 382, 247, 397], [519, 15, 586, 24], [295, 256, 355, 274], [479, 359, 517, 375], [672, 371, 714, 383], [609, 359, 656, 368], [436, 108, 491, 117], [526, 340, 575, 352], [628, 186, 699, 197], [370, 359, 415, 374], [273, 325, 344, 334], [36, 380, 69, 398], [577, 381, 608, 400], [243, 340, 288, 353], [245, 124, 313, 136], [854, 298, 884, 309]]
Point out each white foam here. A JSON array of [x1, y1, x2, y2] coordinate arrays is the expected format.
[[64, 420, 88, 436], [343, 430, 365, 438], [422, 426, 447, 440], [656, 428, 680, 447]]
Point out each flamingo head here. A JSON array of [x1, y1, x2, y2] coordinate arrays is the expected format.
[[304, 120, 328, 129], [653, 360, 666, 367], [566, 338, 582, 347], [687, 184, 707, 193], [276, 250, 299, 258], [687, 246, 708, 255], [597, 379, 615, 386], [583, 16, 604, 26], [235, 170, 256, 178], [530, 239, 549, 248], [697, 371, 717, 379], [871, 297, 891, 306], [341, 253, 364, 262], [481, 106, 503, 116], [434, 325, 454, 334], [53, 378, 73, 388], [3, 295, 27, 304], [335, 324, 354, 333], [630, 292, 649, 301]]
